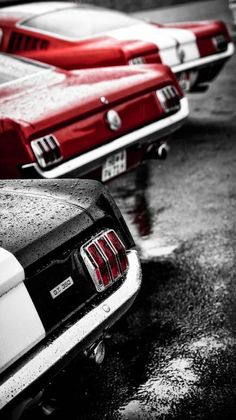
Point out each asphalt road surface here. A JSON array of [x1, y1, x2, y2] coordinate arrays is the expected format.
[[25, 2, 236, 420]]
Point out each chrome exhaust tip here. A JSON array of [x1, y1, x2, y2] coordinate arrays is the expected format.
[[85, 340, 106, 365], [156, 143, 169, 160], [145, 143, 169, 161]]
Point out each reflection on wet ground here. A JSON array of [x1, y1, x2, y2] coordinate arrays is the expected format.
[[127, 165, 153, 239], [112, 163, 154, 238]]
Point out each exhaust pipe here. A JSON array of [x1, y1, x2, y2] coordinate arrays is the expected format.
[[145, 143, 169, 161], [157, 143, 169, 160], [84, 340, 106, 365]]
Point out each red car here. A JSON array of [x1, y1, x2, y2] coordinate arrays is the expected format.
[[0, 1, 233, 92], [0, 53, 188, 180]]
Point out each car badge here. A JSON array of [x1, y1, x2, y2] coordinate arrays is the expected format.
[[177, 46, 186, 64], [106, 110, 122, 131]]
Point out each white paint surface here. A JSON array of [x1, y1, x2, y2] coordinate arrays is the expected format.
[[158, 27, 200, 62], [107, 23, 180, 66], [0, 247, 24, 297], [108, 22, 200, 66], [0, 282, 45, 373]]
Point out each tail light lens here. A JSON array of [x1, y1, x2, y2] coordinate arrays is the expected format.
[[156, 85, 181, 114], [31, 135, 62, 169], [0, 29, 3, 48], [106, 230, 128, 273], [81, 230, 129, 292], [212, 34, 228, 52]]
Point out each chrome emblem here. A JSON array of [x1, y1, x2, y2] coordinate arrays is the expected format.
[[50, 277, 74, 299], [106, 110, 122, 131], [101, 96, 109, 105]]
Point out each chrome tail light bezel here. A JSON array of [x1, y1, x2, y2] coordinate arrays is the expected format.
[[128, 56, 146, 65], [80, 229, 129, 293], [156, 85, 181, 114], [31, 135, 62, 169]]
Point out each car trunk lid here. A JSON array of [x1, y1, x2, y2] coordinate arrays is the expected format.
[[0, 64, 181, 165], [0, 179, 133, 335]]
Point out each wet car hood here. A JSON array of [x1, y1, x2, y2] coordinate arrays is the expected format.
[[0, 179, 133, 269]]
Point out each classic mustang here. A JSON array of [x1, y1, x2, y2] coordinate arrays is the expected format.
[[0, 1, 233, 92], [0, 53, 188, 180], [0, 179, 142, 418]]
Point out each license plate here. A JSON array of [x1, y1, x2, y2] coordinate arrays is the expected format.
[[102, 150, 127, 182]]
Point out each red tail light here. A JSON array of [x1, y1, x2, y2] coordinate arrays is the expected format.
[[212, 34, 228, 52], [87, 243, 111, 287], [106, 230, 128, 273], [97, 237, 121, 280], [31, 135, 62, 169], [156, 85, 181, 114], [81, 230, 129, 292]]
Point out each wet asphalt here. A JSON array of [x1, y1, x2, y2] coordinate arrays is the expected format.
[[22, 2, 236, 419]]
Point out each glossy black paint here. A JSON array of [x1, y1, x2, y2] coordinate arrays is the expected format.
[[0, 179, 134, 270]]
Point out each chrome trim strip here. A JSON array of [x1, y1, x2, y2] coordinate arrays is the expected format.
[[0, 250, 141, 410], [173, 42, 234, 74], [22, 97, 189, 179]]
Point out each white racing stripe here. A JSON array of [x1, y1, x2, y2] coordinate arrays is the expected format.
[[0, 247, 45, 374], [107, 23, 180, 66], [157, 27, 200, 62], [107, 22, 200, 66], [0, 247, 24, 297]]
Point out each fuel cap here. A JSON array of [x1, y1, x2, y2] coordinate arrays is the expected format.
[[106, 110, 122, 131]]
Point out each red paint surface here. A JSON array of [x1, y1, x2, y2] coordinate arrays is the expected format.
[[0, 5, 231, 68], [0, 54, 182, 179], [163, 20, 232, 57]]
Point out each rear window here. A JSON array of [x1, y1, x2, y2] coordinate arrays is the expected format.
[[22, 7, 140, 39], [0, 54, 47, 84]]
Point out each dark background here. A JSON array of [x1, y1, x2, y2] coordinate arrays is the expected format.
[[0, 0, 210, 12], [75, 0, 209, 12]]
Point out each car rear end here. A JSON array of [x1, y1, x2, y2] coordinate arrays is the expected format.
[[160, 20, 234, 91], [0, 64, 188, 181], [0, 179, 141, 418]]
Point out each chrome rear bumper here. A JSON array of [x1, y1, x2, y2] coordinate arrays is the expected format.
[[22, 97, 189, 179], [0, 250, 141, 411], [173, 41, 234, 74]]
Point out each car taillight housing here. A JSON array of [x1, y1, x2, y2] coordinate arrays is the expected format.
[[128, 56, 146, 65], [212, 34, 228, 52], [156, 85, 181, 114], [0, 29, 3, 48], [81, 229, 129, 292], [31, 134, 62, 169]]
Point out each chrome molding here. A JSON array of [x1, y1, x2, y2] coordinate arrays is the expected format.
[[173, 42, 234, 74]]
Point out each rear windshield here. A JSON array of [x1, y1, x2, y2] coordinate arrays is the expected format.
[[22, 7, 140, 39], [0, 54, 47, 84]]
